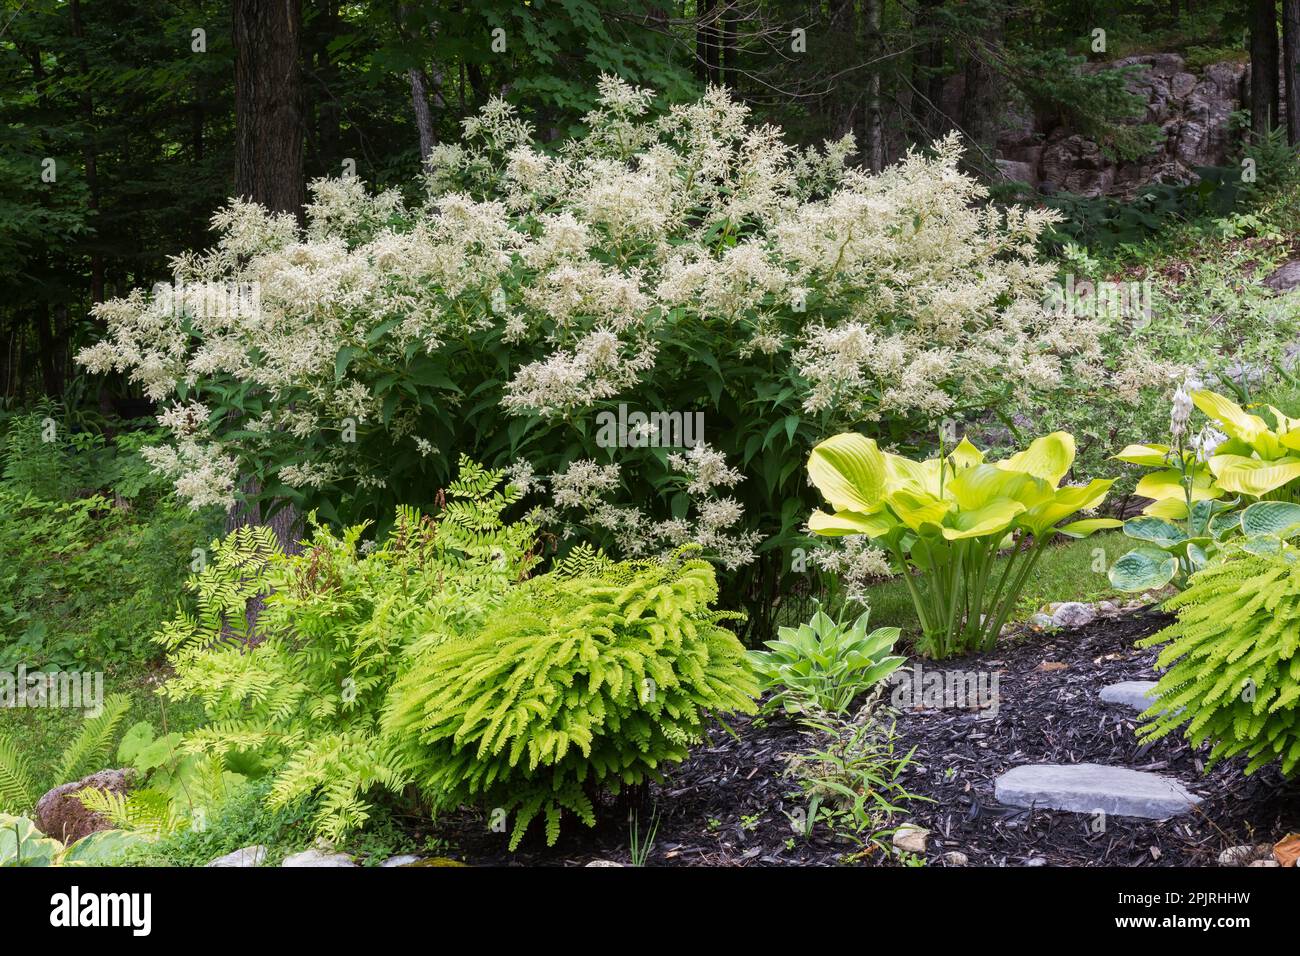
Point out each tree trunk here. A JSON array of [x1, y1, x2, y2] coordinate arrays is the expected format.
[[959, 1, 1004, 173], [1251, 0, 1281, 139], [230, 0, 305, 564], [67, 0, 104, 307], [863, 0, 884, 171], [233, 0, 305, 216], [409, 69, 436, 164], [1284, 0, 1300, 146], [912, 0, 947, 140], [697, 0, 719, 85]]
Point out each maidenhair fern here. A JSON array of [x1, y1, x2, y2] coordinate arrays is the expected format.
[[1137, 549, 1300, 774], [385, 547, 759, 850]]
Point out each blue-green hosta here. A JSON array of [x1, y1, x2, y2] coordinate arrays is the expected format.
[[1110, 390, 1300, 592], [806, 431, 1118, 658], [750, 608, 905, 715]]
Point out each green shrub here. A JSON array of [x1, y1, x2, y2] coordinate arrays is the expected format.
[[750, 607, 903, 715], [1137, 549, 1300, 775], [385, 546, 759, 849]]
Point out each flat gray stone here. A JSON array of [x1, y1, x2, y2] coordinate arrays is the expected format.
[[281, 849, 358, 867], [1100, 680, 1159, 712], [206, 844, 267, 868], [1049, 602, 1096, 628], [995, 763, 1202, 820], [380, 854, 422, 867]]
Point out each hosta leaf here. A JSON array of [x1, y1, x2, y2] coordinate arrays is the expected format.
[[1108, 548, 1178, 592], [1240, 501, 1300, 539], [1212, 457, 1300, 497], [995, 431, 1076, 485], [808, 434, 886, 514], [1055, 517, 1123, 538], [1122, 516, 1187, 546], [1112, 443, 1173, 467]]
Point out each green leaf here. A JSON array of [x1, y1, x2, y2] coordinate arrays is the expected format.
[[1108, 548, 1178, 592], [1240, 500, 1300, 539]]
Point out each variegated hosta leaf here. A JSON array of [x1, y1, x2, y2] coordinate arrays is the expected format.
[[1239, 500, 1300, 539], [1108, 547, 1178, 592]]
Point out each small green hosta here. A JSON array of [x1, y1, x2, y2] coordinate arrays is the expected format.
[[749, 609, 904, 715], [1137, 548, 1300, 775], [1110, 390, 1300, 592], [806, 430, 1118, 658]]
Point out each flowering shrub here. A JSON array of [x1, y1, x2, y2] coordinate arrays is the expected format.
[[78, 77, 1096, 626], [805, 430, 1118, 657]]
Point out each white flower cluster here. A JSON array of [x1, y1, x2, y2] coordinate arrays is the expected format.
[[526, 443, 762, 570], [77, 76, 1096, 519]]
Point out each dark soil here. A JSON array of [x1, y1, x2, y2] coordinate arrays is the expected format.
[[424, 609, 1300, 867]]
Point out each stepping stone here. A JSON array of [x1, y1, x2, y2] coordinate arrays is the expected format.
[[994, 763, 1202, 820], [1100, 680, 1159, 712]]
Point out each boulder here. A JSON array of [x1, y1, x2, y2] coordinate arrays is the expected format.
[[34, 769, 133, 845], [281, 849, 358, 867], [1264, 260, 1300, 293], [1099, 680, 1159, 712], [206, 845, 268, 868], [1049, 602, 1096, 628]]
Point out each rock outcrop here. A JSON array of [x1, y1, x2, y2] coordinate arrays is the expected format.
[[995, 53, 1249, 199]]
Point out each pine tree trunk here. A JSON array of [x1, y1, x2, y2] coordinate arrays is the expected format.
[[864, 0, 885, 171], [1251, 0, 1281, 139], [233, 0, 305, 216], [1283, 0, 1300, 146], [230, 0, 306, 569]]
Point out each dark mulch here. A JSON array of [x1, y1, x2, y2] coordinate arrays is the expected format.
[[424, 609, 1300, 866], [891, 607, 1300, 867]]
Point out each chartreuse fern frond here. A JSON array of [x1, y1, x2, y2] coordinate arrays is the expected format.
[[1138, 548, 1300, 775], [385, 548, 758, 850]]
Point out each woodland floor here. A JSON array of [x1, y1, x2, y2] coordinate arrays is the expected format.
[[420, 609, 1300, 867]]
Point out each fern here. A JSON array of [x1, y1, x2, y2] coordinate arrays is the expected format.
[[55, 694, 131, 783], [0, 736, 36, 814], [385, 548, 759, 849], [156, 457, 538, 841], [1137, 549, 1300, 775]]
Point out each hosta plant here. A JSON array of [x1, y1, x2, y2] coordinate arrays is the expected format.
[[1136, 547, 1300, 774], [1110, 388, 1300, 591], [0, 814, 144, 867], [750, 607, 904, 715], [806, 430, 1119, 657]]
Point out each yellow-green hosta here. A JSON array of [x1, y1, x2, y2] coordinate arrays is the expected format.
[[1109, 390, 1300, 592], [807, 430, 1118, 658], [1114, 390, 1300, 520]]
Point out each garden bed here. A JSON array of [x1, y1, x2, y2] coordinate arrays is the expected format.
[[425, 609, 1300, 867]]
